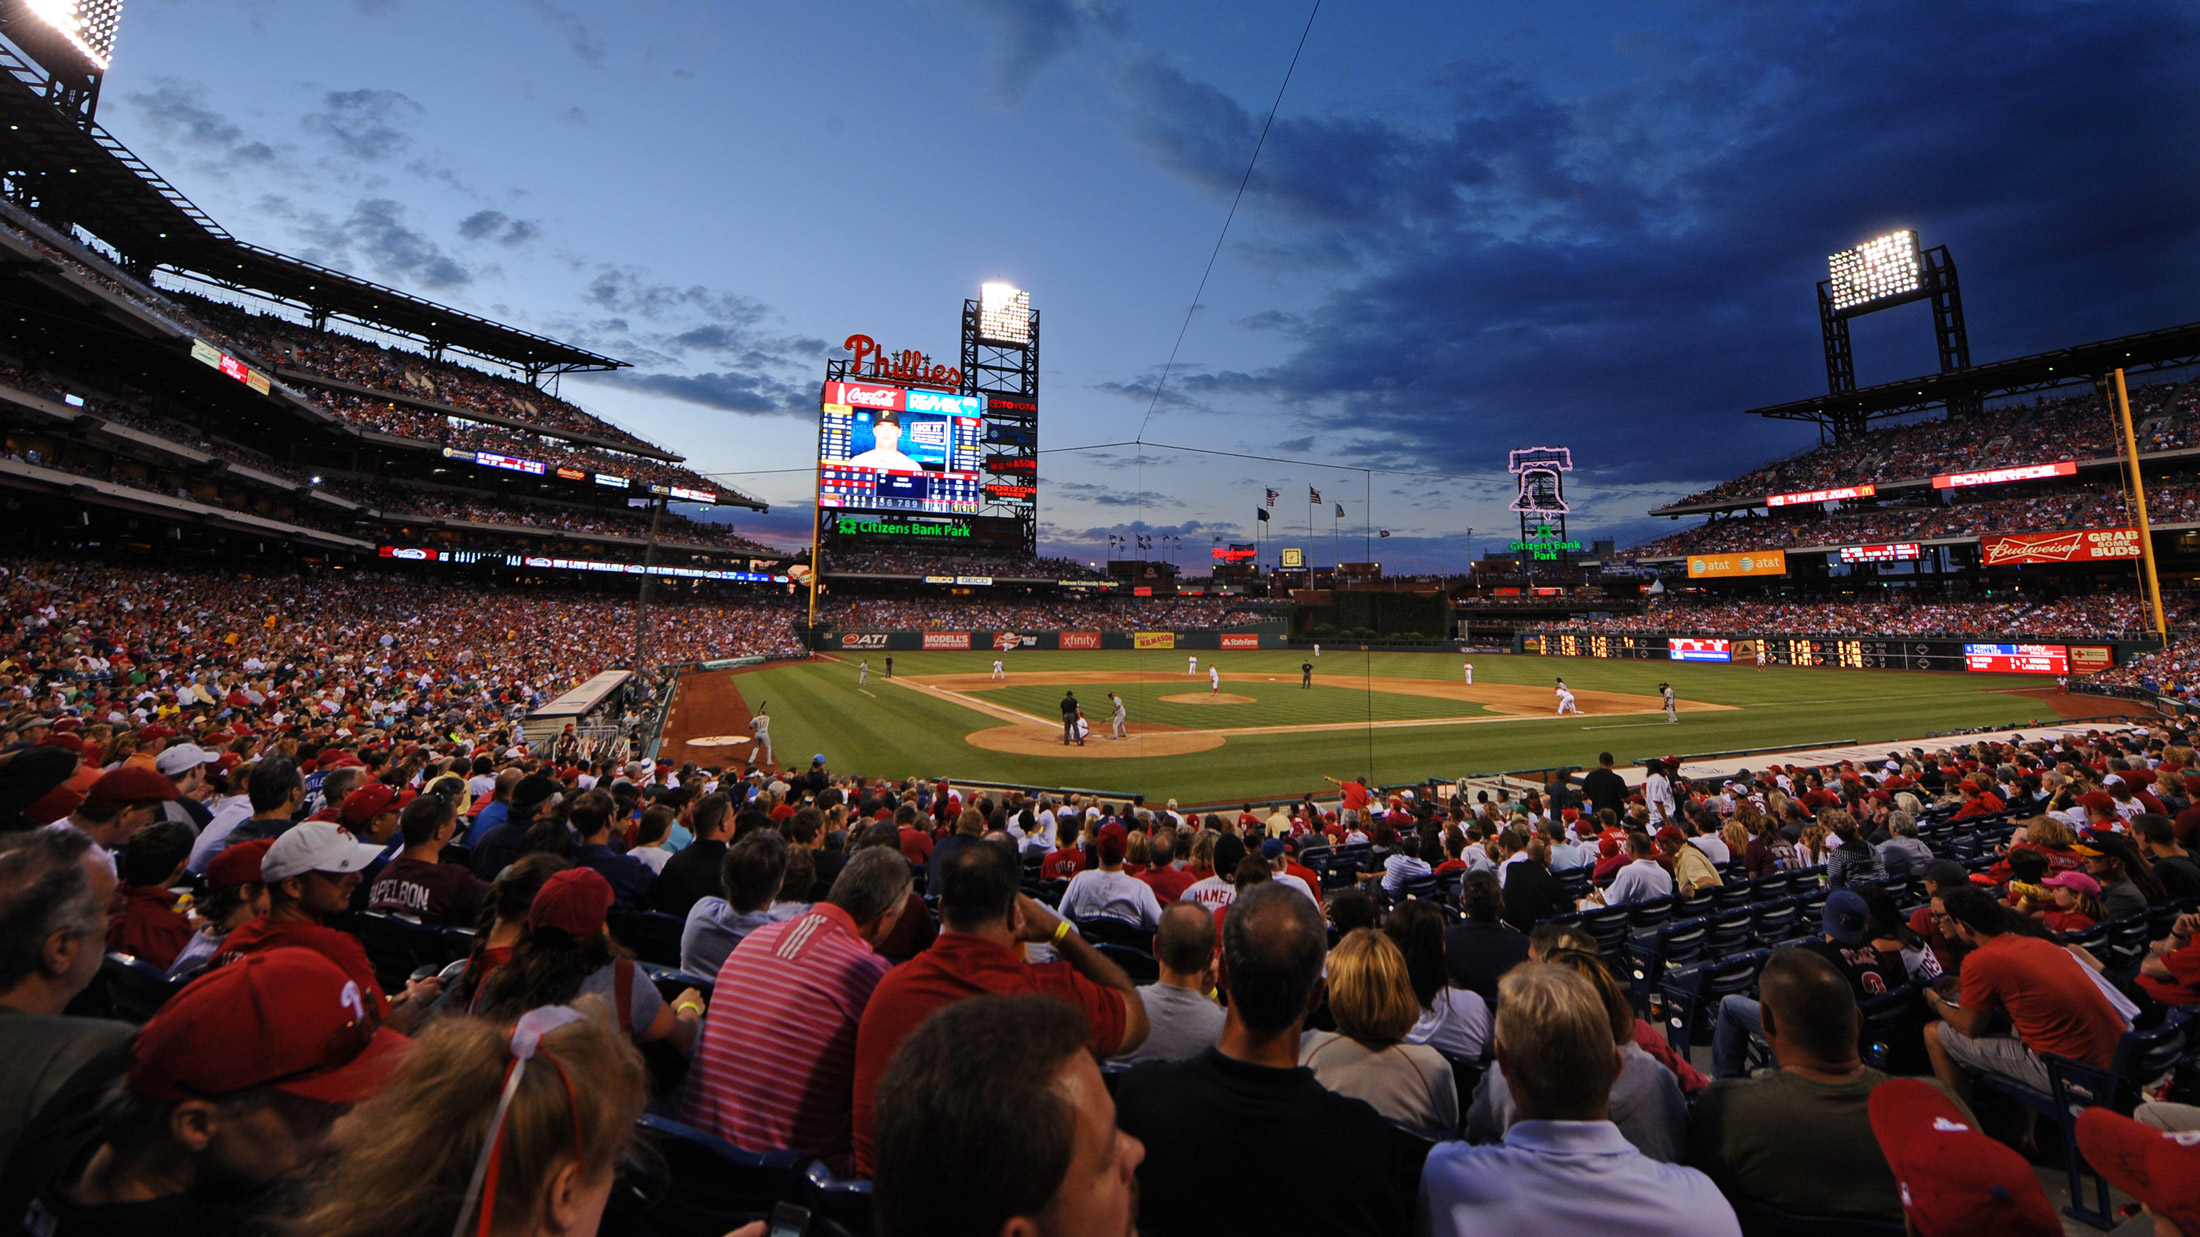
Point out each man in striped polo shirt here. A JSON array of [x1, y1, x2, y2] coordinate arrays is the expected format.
[[681, 846, 913, 1169]]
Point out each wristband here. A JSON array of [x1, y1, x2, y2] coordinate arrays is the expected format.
[[1051, 919, 1072, 945], [675, 1000, 705, 1018]]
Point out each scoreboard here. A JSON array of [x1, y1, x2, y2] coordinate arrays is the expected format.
[[1537, 634, 2081, 674]]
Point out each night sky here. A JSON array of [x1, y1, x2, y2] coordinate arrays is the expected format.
[[96, 0, 2200, 569]]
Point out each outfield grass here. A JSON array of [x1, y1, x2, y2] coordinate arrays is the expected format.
[[716, 649, 2068, 805]]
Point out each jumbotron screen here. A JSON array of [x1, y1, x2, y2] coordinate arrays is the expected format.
[[1963, 643, 2069, 674], [818, 380, 985, 515]]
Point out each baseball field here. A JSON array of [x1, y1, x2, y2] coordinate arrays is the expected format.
[[658, 648, 2120, 806]]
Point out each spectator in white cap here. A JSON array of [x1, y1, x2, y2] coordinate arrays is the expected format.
[[211, 821, 443, 1032], [151, 743, 221, 831]]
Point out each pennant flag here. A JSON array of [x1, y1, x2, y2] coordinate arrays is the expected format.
[[1257, 507, 1271, 523], [1265, 488, 1279, 507], [1334, 502, 1345, 518], [1379, 529, 1392, 538], [1309, 487, 1322, 504]]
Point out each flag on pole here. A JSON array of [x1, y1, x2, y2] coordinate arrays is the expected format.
[[1256, 508, 1270, 523], [1379, 529, 1392, 538], [1309, 487, 1322, 504], [1265, 488, 1278, 508], [1334, 502, 1345, 518]]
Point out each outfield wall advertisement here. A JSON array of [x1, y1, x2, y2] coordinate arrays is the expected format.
[[817, 630, 1281, 652], [1530, 631, 2121, 673]]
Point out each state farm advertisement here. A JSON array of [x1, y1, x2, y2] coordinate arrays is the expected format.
[[1979, 528, 2141, 566], [922, 632, 972, 650], [1059, 632, 1102, 650], [1221, 633, 1261, 650]]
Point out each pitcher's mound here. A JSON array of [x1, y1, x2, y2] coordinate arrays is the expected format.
[[965, 723, 1224, 758], [1159, 692, 1257, 705]]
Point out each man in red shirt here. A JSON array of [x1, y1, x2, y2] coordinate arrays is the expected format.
[[2137, 911, 2200, 1006], [215, 821, 441, 1033], [1324, 774, 1372, 822], [850, 840, 1148, 1176], [893, 804, 934, 866], [1138, 830, 1197, 901], [1924, 888, 2126, 1096], [1041, 821, 1089, 881], [106, 820, 195, 970]]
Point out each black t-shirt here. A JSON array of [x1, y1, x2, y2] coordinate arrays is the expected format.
[[1581, 767, 1628, 819], [654, 839, 729, 919], [2154, 853, 2200, 902], [1500, 861, 1567, 933], [1800, 938, 1908, 1001], [1114, 1048, 1427, 1237], [1442, 918, 1532, 1005]]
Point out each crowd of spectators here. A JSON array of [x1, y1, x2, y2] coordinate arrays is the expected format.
[[1542, 592, 2193, 640], [1673, 380, 2200, 508], [823, 543, 1108, 580], [7, 697, 2197, 1235], [814, 594, 1266, 631]]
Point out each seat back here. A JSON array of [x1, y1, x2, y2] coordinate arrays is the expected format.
[[1711, 882, 1754, 912], [803, 1158, 875, 1237], [1071, 917, 1154, 950], [1751, 899, 1800, 946], [1579, 904, 1632, 954], [99, 951, 186, 1022], [1627, 895, 1675, 932], [335, 910, 458, 993], [607, 909, 684, 968], [1706, 907, 1756, 955], [631, 1115, 805, 1237], [1094, 942, 1159, 985]]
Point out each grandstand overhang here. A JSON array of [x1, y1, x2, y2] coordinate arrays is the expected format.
[[0, 40, 626, 380]]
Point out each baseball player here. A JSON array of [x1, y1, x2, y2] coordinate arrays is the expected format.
[[749, 704, 773, 767], [1463, 660, 1474, 684], [1755, 644, 1768, 669], [1555, 679, 1578, 715], [1661, 681, 1677, 724], [991, 657, 1006, 681], [1209, 664, 1221, 696], [1110, 692, 1127, 739], [1188, 654, 1198, 676], [858, 659, 868, 686]]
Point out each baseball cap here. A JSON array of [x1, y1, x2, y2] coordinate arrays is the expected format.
[[1260, 838, 1286, 860], [153, 743, 220, 778], [812, 754, 826, 765], [129, 947, 407, 1104], [1655, 825, 1685, 846], [511, 773, 561, 813], [2041, 870, 2102, 895], [1097, 822, 1129, 860], [530, 867, 614, 940], [2075, 1107, 2200, 1234], [206, 838, 273, 890], [338, 783, 416, 829], [1822, 888, 1870, 947], [82, 767, 181, 813], [1868, 1078, 2060, 1237], [261, 821, 389, 883], [1920, 860, 1968, 889]]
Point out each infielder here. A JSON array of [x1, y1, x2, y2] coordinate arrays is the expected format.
[[1110, 691, 1127, 739], [991, 658, 1006, 680], [1555, 679, 1578, 715], [858, 660, 868, 686], [1188, 654, 1198, 675], [1463, 661, 1474, 684], [1209, 664, 1221, 696], [1661, 681, 1677, 724], [749, 704, 773, 766]]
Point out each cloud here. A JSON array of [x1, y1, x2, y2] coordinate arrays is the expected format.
[[121, 79, 276, 163], [1052, 480, 1183, 508], [546, 267, 831, 416], [525, 0, 607, 65], [1107, 1, 2200, 489], [283, 197, 471, 289], [586, 369, 813, 416], [301, 88, 425, 161], [456, 209, 542, 246], [954, 0, 1125, 102]]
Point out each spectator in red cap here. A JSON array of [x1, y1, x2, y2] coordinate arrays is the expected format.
[[214, 822, 442, 1033], [2076, 1106, 2200, 1237], [334, 782, 414, 912], [365, 792, 488, 928], [104, 820, 195, 970], [0, 829, 129, 1174], [475, 867, 705, 1052], [11, 948, 404, 1235], [53, 766, 179, 875], [167, 838, 272, 979], [1866, 1078, 2061, 1236]]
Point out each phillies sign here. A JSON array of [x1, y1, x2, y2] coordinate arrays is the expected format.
[[1979, 528, 2142, 565], [845, 334, 963, 390]]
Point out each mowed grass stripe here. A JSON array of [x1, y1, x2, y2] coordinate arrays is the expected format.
[[707, 652, 2069, 805]]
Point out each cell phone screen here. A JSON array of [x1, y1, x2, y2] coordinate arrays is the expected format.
[[767, 1201, 811, 1237]]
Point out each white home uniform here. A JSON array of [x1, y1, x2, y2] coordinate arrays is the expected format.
[[1209, 665, 1221, 693], [1188, 655, 1198, 675], [1755, 646, 1768, 668], [1555, 685, 1578, 715], [991, 659, 1005, 680], [1464, 662, 1474, 684]]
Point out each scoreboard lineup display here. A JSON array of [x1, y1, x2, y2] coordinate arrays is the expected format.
[[817, 380, 987, 515], [1536, 634, 2105, 674]]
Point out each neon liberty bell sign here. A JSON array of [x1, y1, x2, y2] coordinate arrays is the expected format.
[[1508, 446, 1580, 561]]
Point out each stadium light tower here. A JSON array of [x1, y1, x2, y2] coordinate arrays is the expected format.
[[0, 0, 125, 123], [1817, 228, 1973, 437], [962, 283, 1040, 554]]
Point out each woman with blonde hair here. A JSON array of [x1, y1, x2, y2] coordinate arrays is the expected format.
[[1795, 821, 1829, 870], [1299, 929, 1459, 1135]]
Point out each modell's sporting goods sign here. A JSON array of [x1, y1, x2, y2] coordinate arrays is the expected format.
[[1979, 528, 2141, 566]]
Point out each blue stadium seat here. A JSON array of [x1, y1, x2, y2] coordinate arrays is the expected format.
[[607, 909, 685, 968], [630, 1114, 806, 1237], [1094, 942, 1159, 985], [802, 1159, 875, 1237], [98, 950, 187, 1023], [1660, 949, 1769, 1057]]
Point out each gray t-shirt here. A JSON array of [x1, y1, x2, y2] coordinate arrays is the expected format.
[[1110, 984, 1225, 1066], [578, 961, 665, 1037]]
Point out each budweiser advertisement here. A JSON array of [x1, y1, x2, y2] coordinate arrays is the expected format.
[[1767, 484, 1875, 507], [1963, 643, 2069, 674], [1221, 633, 1261, 650], [922, 632, 972, 651], [1059, 632, 1101, 650], [1979, 528, 2141, 566], [1932, 461, 2077, 489], [1687, 550, 1787, 579]]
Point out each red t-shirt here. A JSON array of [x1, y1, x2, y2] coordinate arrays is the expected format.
[[107, 884, 194, 971], [1041, 848, 1086, 881], [214, 915, 388, 1015], [1958, 933, 2124, 1066], [850, 933, 1126, 1176], [2138, 939, 2200, 1006], [1138, 864, 1198, 902], [897, 827, 934, 866], [1339, 782, 1371, 813]]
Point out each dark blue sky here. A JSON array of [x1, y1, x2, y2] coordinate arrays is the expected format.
[[99, 0, 2200, 568]]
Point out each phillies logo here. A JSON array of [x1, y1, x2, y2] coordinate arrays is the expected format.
[[846, 334, 963, 390]]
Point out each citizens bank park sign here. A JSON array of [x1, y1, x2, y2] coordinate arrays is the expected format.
[[1979, 528, 2141, 566]]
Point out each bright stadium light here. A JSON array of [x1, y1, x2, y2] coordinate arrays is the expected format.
[[20, 0, 123, 70], [977, 282, 1032, 345], [1826, 229, 1923, 313]]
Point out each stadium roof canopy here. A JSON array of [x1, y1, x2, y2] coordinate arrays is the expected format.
[[0, 46, 625, 378], [1748, 317, 2200, 441]]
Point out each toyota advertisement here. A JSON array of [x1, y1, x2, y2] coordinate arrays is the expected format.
[[1669, 638, 1733, 663], [1963, 643, 2070, 674]]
